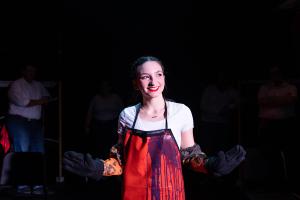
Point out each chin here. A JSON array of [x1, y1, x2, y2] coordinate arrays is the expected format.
[[148, 93, 163, 99]]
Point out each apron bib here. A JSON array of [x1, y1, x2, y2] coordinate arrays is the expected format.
[[122, 104, 185, 200]]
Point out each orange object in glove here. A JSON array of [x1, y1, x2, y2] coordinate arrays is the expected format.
[[103, 158, 123, 176], [185, 156, 208, 173]]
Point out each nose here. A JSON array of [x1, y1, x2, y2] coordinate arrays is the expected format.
[[148, 76, 156, 86], [148, 82, 154, 87]]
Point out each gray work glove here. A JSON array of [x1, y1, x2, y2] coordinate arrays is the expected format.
[[206, 145, 246, 176], [63, 151, 104, 181]]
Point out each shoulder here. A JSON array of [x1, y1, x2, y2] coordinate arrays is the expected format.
[[119, 103, 140, 119], [167, 101, 192, 117], [11, 78, 22, 84]]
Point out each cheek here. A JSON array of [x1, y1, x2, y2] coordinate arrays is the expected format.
[[142, 79, 151, 85], [136, 80, 147, 90], [159, 78, 165, 86]]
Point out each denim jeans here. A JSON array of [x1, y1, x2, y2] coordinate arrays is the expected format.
[[6, 115, 44, 153]]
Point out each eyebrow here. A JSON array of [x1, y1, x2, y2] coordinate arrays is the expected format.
[[139, 71, 164, 75]]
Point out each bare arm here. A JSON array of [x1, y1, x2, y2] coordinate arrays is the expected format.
[[26, 98, 49, 107], [180, 128, 195, 149], [180, 128, 209, 173]]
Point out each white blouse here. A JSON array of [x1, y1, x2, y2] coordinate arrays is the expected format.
[[117, 101, 194, 148]]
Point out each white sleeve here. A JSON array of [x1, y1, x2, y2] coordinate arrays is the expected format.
[[117, 110, 126, 135], [181, 105, 194, 132], [8, 82, 30, 107]]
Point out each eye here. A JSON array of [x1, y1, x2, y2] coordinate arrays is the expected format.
[[140, 75, 150, 80], [157, 73, 164, 77]]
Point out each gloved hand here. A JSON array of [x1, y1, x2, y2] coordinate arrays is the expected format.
[[205, 145, 246, 176], [63, 151, 104, 181]]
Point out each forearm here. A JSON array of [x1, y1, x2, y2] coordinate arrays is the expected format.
[[27, 98, 48, 107]]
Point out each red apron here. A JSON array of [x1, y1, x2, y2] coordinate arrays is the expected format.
[[122, 105, 185, 200]]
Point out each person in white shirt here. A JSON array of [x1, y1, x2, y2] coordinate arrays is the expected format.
[[200, 71, 239, 155], [85, 79, 124, 158], [6, 64, 50, 195], [63, 56, 246, 200]]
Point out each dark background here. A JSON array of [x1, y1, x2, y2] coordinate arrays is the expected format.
[[1, 0, 299, 81], [0, 0, 299, 185]]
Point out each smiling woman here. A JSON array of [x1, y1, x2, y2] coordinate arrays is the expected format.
[[63, 55, 246, 200]]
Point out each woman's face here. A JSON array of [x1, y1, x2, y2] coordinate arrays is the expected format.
[[135, 61, 165, 99]]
